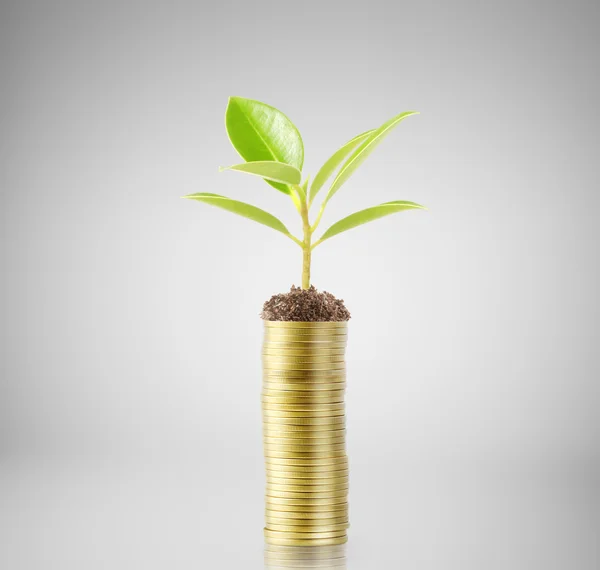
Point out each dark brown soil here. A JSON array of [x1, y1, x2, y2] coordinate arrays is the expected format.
[[261, 285, 351, 322]]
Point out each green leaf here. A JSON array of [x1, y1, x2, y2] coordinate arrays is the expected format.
[[323, 111, 419, 205], [219, 161, 302, 185], [309, 130, 374, 205], [183, 192, 293, 238], [315, 200, 426, 245], [225, 97, 304, 194]]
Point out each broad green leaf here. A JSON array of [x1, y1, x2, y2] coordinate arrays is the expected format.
[[323, 111, 419, 205], [219, 161, 302, 185], [183, 192, 292, 238], [225, 97, 304, 194], [316, 200, 426, 244], [309, 130, 374, 205]]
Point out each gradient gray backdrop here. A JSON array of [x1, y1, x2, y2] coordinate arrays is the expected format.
[[1, 0, 599, 568]]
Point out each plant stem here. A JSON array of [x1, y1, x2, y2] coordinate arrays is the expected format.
[[300, 198, 311, 289]]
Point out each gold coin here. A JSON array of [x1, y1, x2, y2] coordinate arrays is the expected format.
[[262, 348, 346, 358], [263, 370, 346, 380], [262, 386, 345, 394], [262, 434, 344, 442], [264, 470, 348, 479], [266, 510, 349, 521], [266, 477, 349, 487], [262, 404, 346, 415], [263, 383, 347, 393], [262, 340, 346, 353], [262, 351, 344, 364], [263, 415, 345, 424], [263, 441, 345, 449], [265, 510, 348, 522], [265, 468, 349, 479], [263, 424, 345, 434], [263, 334, 347, 343], [263, 432, 345, 441], [262, 377, 346, 386], [264, 441, 345, 451], [264, 428, 345, 437], [265, 509, 348, 520], [265, 528, 346, 539], [264, 325, 347, 332], [265, 513, 349, 524], [265, 456, 348, 466], [263, 425, 345, 434], [262, 380, 346, 388], [263, 431, 345, 440], [266, 522, 350, 534], [264, 436, 345, 446], [265, 463, 349, 473], [263, 445, 346, 455], [266, 488, 348, 499], [264, 541, 346, 556], [261, 402, 346, 406], [263, 426, 345, 435], [263, 361, 346, 371], [265, 496, 347, 506], [266, 476, 349, 486], [264, 535, 348, 547], [264, 414, 345, 423], [263, 327, 348, 335], [263, 334, 347, 348], [266, 471, 348, 481], [262, 409, 345, 419], [262, 402, 346, 412], [263, 350, 346, 358], [262, 395, 345, 405], [265, 505, 348, 515], [264, 329, 347, 338], [266, 482, 349, 493], [264, 454, 348, 463], [263, 335, 346, 343], [262, 387, 345, 395], [264, 451, 346, 461]]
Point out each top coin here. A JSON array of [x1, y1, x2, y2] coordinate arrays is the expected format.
[[264, 322, 348, 329]]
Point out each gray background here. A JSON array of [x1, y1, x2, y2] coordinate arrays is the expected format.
[[1, 0, 599, 568]]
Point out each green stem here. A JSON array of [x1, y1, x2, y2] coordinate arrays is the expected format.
[[300, 199, 311, 289]]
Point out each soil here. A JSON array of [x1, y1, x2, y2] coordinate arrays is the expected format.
[[261, 285, 351, 322]]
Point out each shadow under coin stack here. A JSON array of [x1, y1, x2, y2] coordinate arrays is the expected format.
[[262, 321, 349, 547]]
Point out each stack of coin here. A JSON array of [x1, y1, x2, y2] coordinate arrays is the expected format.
[[264, 543, 347, 569], [262, 321, 349, 547]]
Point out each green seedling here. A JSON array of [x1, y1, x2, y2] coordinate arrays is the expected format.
[[184, 97, 425, 289]]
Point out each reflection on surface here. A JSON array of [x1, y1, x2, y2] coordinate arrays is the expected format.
[[264, 543, 347, 569]]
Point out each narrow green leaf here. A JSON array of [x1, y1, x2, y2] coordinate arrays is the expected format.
[[225, 97, 304, 194], [316, 200, 426, 244], [309, 130, 374, 205], [183, 192, 293, 238], [219, 161, 302, 185], [323, 111, 419, 205]]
